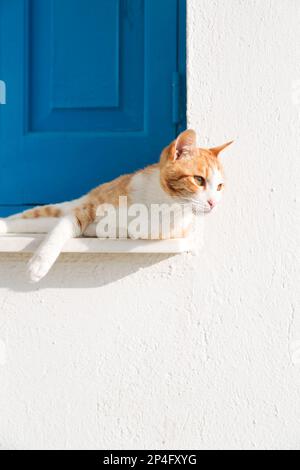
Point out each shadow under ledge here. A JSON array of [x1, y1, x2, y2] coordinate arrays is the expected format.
[[0, 234, 193, 292]]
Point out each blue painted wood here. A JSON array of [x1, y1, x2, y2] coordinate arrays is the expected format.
[[0, 0, 186, 216], [0, 206, 35, 217]]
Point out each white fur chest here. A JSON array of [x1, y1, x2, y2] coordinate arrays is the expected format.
[[130, 168, 175, 206], [127, 168, 194, 239]]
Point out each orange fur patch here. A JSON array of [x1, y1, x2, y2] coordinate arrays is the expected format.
[[22, 206, 61, 219], [73, 173, 133, 231]]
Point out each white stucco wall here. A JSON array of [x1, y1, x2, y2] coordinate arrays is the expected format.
[[0, 0, 299, 450]]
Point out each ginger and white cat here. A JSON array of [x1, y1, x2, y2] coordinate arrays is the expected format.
[[0, 130, 232, 282]]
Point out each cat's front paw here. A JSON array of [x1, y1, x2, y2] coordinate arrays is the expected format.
[[27, 254, 52, 283]]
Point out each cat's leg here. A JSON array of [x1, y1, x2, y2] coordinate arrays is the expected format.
[[0, 217, 57, 234], [27, 215, 81, 282]]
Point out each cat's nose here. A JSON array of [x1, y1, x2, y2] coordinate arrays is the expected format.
[[208, 199, 216, 208]]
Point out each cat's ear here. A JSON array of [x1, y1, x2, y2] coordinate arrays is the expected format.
[[173, 129, 197, 160], [210, 140, 233, 157]]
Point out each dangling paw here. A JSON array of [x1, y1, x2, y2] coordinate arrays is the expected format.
[[27, 253, 53, 283]]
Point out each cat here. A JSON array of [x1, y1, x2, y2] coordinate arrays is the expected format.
[[0, 130, 232, 282]]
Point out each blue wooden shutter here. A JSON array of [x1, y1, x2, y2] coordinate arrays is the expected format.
[[0, 0, 186, 216]]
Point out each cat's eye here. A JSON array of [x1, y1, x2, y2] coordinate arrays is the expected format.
[[195, 176, 206, 187], [217, 183, 224, 191]]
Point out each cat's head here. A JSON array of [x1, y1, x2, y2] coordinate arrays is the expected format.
[[160, 129, 233, 213]]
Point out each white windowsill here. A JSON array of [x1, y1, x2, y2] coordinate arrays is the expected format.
[[0, 234, 191, 254]]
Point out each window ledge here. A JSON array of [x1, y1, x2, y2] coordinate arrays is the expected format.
[[0, 234, 191, 254]]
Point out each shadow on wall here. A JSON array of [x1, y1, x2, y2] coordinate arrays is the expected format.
[[0, 253, 177, 293]]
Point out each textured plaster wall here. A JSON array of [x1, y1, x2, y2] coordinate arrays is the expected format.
[[0, 0, 300, 450]]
